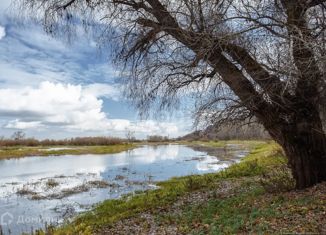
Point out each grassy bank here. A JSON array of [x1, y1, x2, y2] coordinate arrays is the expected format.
[[0, 144, 135, 159], [31, 141, 326, 234], [0, 139, 256, 159], [187, 139, 269, 147]]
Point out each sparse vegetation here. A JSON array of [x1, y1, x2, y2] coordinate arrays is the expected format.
[[17, 186, 37, 196], [87, 180, 110, 188], [16, 180, 113, 201], [46, 179, 59, 188]]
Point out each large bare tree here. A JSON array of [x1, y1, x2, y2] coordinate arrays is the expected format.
[[18, 0, 326, 189]]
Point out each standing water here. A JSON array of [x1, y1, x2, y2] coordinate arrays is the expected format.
[[0, 144, 248, 234]]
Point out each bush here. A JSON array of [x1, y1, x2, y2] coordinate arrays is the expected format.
[[259, 165, 295, 193]]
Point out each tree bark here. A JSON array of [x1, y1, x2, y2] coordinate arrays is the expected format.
[[282, 130, 326, 189], [265, 106, 326, 189]]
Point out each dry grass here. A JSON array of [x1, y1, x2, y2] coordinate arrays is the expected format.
[[0, 144, 135, 160]]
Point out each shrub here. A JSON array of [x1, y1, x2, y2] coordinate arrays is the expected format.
[[259, 165, 295, 193]]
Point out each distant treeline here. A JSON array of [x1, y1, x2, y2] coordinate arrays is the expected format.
[[0, 136, 125, 147], [146, 135, 170, 142], [180, 122, 270, 141]]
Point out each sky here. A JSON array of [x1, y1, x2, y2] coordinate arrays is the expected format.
[[0, 1, 192, 139]]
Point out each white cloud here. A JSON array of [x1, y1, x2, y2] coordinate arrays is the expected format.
[[128, 120, 179, 134], [0, 22, 120, 88], [0, 82, 181, 137], [0, 81, 107, 130], [0, 25, 5, 40], [5, 120, 43, 129], [84, 83, 121, 101]]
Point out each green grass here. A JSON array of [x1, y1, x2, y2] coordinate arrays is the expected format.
[[185, 140, 267, 148], [173, 181, 281, 234], [43, 141, 289, 235], [175, 179, 325, 234], [176, 187, 270, 234], [0, 144, 135, 159]]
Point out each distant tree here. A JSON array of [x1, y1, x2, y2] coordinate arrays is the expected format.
[[11, 131, 25, 141], [125, 128, 136, 142], [18, 0, 326, 189]]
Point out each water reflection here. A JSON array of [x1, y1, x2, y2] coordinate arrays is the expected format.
[[0, 144, 247, 234], [196, 157, 230, 171]]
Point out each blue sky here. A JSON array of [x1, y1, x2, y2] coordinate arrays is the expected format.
[[0, 0, 191, 139]]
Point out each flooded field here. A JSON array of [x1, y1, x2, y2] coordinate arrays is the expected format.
[[0, 144, 248, 234]]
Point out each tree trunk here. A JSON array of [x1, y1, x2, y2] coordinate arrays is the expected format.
[[265, 107, 326, 189], [282, 131, 326, 189]]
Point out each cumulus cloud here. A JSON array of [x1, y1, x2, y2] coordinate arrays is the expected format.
[[84, 83, 121, 101], [0, 82, 105, 129], [0, 25, 5, 40], [0, 82, 180, 136]]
